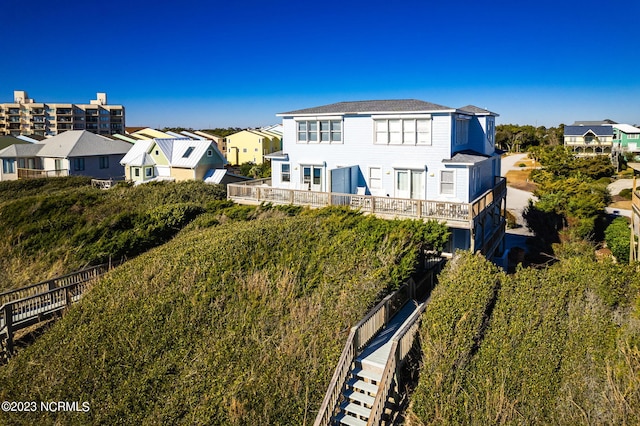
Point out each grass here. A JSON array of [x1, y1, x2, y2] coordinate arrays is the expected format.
[[407, 249, 640, 425], [0, 208, 448, 425], [0, 179, 227, 291], [505, 169, 537, 192]]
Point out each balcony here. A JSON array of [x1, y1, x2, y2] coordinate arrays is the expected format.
[[17, 168, 69, 179], [228, 177, 506, 230]]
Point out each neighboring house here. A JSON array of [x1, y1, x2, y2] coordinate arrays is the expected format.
[[225, 129, 281, 165], [564, 122, 614, 156], [229, 99, 506, 257], [35, 130, 132, 179], [120, 137, 226, 183], [612, 124, 640, 153], [0, 142, 42, 181], [0, 90, 125, 137], [0, 130, 131, 180]]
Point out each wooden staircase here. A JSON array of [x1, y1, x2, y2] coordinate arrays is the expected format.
[[314, 257, 444, 426]]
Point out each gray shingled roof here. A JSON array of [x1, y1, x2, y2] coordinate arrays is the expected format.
[[442, 150, 491, 164], [36, 130, 133, 158], [278, 99, 454, 115], [564, 125, 613, 136], [0, 143, 43, 158], [457, 105, 498, 116]]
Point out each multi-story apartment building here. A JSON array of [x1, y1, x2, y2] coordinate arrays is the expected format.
[[0, 91, 125, 138]]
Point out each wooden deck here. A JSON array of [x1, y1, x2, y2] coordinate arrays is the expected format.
[[228, 177, 507, 231]]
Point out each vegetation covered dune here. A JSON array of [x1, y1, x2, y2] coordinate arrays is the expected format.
[[408, 249, 640, 425], [0, 178, 226, 291], [0, 203, 447, 424]]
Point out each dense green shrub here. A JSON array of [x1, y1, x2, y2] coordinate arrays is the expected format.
[[408, 247, 640, 425], [605, 216, 631, 263]]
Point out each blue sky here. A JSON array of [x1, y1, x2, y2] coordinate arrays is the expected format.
[[2, 0, 639, 128]]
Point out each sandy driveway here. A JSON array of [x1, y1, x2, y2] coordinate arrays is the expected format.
[[501, 154, 537, 235]]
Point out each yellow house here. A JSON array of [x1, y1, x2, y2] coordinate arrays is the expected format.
[[225, 130, 281, 165], [120, 137, 226, 182]]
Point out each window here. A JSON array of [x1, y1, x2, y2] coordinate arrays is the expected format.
[[369, 167, 382, 189], [99, 156, 109, 169], [207, 149, 213, 157], [440, 170, 454, 195], [456, 117, 469, 145], [297, 120, 342, 143], [375, 118, 431, 145], [145, 167, 153, 177], [2, 159, 15, 174], [183, 147, 195, 158], [629, 134, 639, 140], [281, 164, 290, 182], [134, 168, 140, 177], [487, 118, 495, 147], [73, 158, 85, 171], [242, 148, 247, 153], [18, 158, 25, 168]]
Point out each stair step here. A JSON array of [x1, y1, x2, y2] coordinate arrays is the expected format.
[[347, 378, 378, 395], [344, 388, 375, 407], [335, 412, 367, 426], [341, 401, 371, 419], [352, 366, 382, 383]]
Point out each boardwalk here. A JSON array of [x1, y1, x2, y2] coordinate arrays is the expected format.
[[0, 263, 117, 359]]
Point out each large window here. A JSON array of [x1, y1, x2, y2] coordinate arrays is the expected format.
[[281, 164, 290, 182], [440, 170, 454, 195], [297, 120, 341, 143], [628, 134, 639, 140], [375, 118, 431, 145]]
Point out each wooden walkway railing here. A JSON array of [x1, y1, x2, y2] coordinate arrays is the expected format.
[[0, 262, 119, 358], [313, 257, 444, 426], [228, 177, 506, 231]]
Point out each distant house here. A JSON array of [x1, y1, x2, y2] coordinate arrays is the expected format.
[[229, 99, 506, 257], [224, 129, 281, 165], [0, 143, 42, 181], [0, 130, 131, 180], [564, 121, 614, 156], [612, 124, 640, 153], [120, 137, 227, 183]]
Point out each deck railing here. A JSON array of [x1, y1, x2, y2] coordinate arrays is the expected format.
[[0, 262, 119, 358], [366, 301, 428, 426], [229, 178, 506, 227], [313, 258, 444, 426], [17, 168, 68, 179]]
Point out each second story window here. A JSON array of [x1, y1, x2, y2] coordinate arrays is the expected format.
[[455, 117, 470, 145], [297, 120, 342, 143], [375, 118, 431, 145]]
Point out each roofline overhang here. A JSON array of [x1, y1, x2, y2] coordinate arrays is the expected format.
[[276, 109, 458, 117]]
